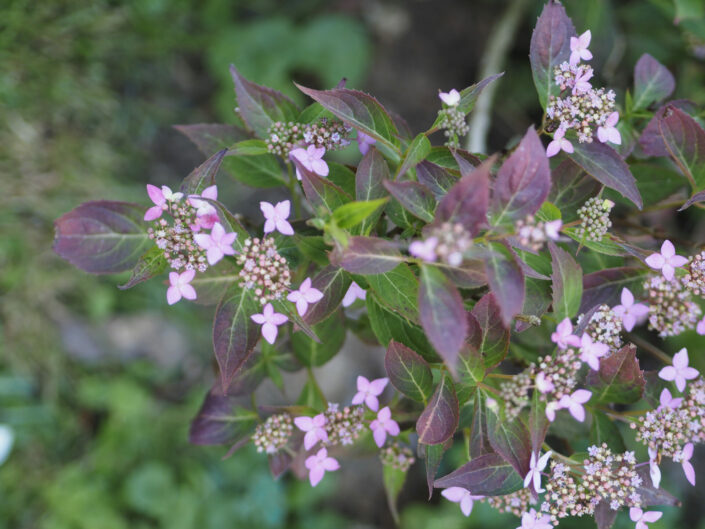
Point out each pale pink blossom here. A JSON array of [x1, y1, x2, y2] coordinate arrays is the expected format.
[[579, 333, 608, 371], [342, 282, 366, 308], [357, 131, 376, 155], [551, 318, 581, 349], [144, 184, 182, 221], [439, 89, 461, 106], [597, 112, 622, 145], [517, 509, 553, 529], [545, 220, 563, 240], [648, 447, 661, 488], [572, 67, 594, 94], [659, 348, 699, 392], [287, 278, 324, 316], [352, 376, 388, 411], [546, 127, 574, 157], [679, 443, 696, 486], [545, 401, 560, 422], [370, 406, 400, 447], [305, 447, 339, 487], [290, 145, 329, 180], [441, 487, 483, 517], [535, 372, 555, 394], [260, 200, 294, 236], [166, 270, 197, 305], [612, 287, 649, 332], [697, 315, 705, 335], [629, 507, 662, 529], [189, 185, 219, 230], [658, 388, 683, 411], [251, 303, 288, 344], [409, 237, 438, 262], [294, 413, 328, 451], [645, 240, 688, 281], [524, 450, 552, 493], [193, 222, 237, 265], [558, 389, 592, 422], [570, 30, 593, 66]]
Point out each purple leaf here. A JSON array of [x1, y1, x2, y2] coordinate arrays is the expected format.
[[356, 146, 390, 234], [384, 180, 436, 222], [470, 293, 510, 368], [487, 408, 532, 479], [230, 65, 299, 137], [491, 127, 551, 224], [269, 451, 294, 479], [174, 123, 248, 155], [639, 100, 697, 157], [529, 390, 549, 454], [212, 284, 262, 392], [419, 264, 469, 367], [516, 277, 552, 332], [457, 73, 505, 114], [529, 1, 576, 108], [395, 133, 432, 179], [469, 391, 494, 457], [416, 161, 458, 199], [189, 385, 259, 446], [548, 241, 583, 320], [416, 373, 459, 445], [331, 236, 403, 274], [434, 452, 523, 496], [191, 261, 239, 305], [433, 156, 492, 236], [436, 260, 487, 289], [580, 267, 646, 313], [586, 344, 645, 404], [633, 54, 675, 111], [296, 84, 400, 153], [549, 158, 600, 215], [422, 442, 448, 499], [302, 266, 351, 326], [294, 160, 351, 213], [54, 201, 151, 274], [180, 149, 227, 195], [635, 466, 681, 507], [657, 105, 705, 190], [484, 242, 525, 328], [679, 190, 705, 210], [568, 142, 643, 209], [594, 501, 619, 529], [385, 340, 434, 403]]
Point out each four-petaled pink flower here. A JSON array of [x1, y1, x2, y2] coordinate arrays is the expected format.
[[551, 318, 581, 349], [357, 131, 376, 155], [260, 200, 294, 236], [144, 184, 182, 221], [579, 333, 608, 371], [612, 287, 649, 332], [597, 112, 622, 145], [558, 389, 592, 422], [572, 67, 594, 94], [441, 487, 483, 517], [659, 348, 699, 392], [304, 447, 339, 487], [294, 413, 328, 451], [166, 270, 197, 305], [658, 388, 683, 411], [648, 447, 661, 488], [193, 222, 237, 265], [352, 376, 388, 411], [290, 145, 329, 180], [287, 277, 324, 316], [545, 400, 560, 422], [342, 282, 366, 307], [645, 240, 688, 281], [678, 443, 696, 486], [517, 508, 553, 529], [629, 508, 662, 529], [439, 88, 461, 106], [570, 30, 593, 66], [409, 237, 438, 262], [545, 219, 563, 240], [189, 185, 219, 230], [524, 450, 552, 493], [546, 127, 574, 157], [369, 406, 400, 447], [251, 303, 288, 345]]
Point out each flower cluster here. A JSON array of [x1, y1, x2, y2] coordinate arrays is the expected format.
[[252, 413, 293, 454], [515, 216, 562, 251], [579, 303, 623, 353], [409, 222, 473, 266], [436, 89, 468, 147], [266, 118, 351, 157], [683, 250, 705, 295], [575, 197, 614, 242], [379, 443, 415, 472], [237, 237, 292, 305], [643, 274, 701, 337]]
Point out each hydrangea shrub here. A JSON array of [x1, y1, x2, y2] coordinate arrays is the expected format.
[[54, 3, 705, 528]]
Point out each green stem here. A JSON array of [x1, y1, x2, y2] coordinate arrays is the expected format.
[[626, 333, 673, 365], [286, 162, 302, 218], [306, 366, 327, 405]]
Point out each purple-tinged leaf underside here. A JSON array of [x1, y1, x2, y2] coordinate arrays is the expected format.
[[639, 100, 697, 157], [548, 241, 583, 320], [118, 246, 168, 290], [632, 53, 675, 111], [331, 236, 404, 275], [356, 147, 390, 234], [487, 408, 532, 479], [469, 293, 510, 368], [416, 373, 459, 445], [384, 179, 436, 223], [483, 242, 525, 328], [434, 452, 523, 496], [579, 267, 647, 313], [657, 105, 705, 191], [180, 148, 227, 195], [586, 343, 645, 404], [302, 266, 351, 326], [385, 340, 434, 403], [416, 161, 458, 200], [189, 385, 259, 446]]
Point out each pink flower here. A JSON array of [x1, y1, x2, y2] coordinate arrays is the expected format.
[[546, 127, 573, 157], [357, 131, 376, 155], [144, 184, 182, 221], [342, 282, 366, 308], [545, 401, 560, 422], [409, 237, 438, 262], [369, 406, 400, 447], [535, 372, 554, 394], [570, 30, 593, 66], [679, 443, 696, 486], [648, 447, 661, 488], [558, 389, 592, 422], [189, 185, 219, 230], [658, 388, 683, 410], [659, 348, 699, 392], [551, 318, 581, 349], [572, 67, 594, 94], [524, 450, 552, 493], [441, 487, 483, 517], [697, 315, 705, 335], [517, 509, 553, 529], [304, 447, 339, 487], [645, 240, 688, 281], [612, 287, 649, 332], [545, 220, 563, 240], [166, 270, 197, 305], [287, 277, 323, 316], [294, 413, 328, 450], [579, 334, 608, 371], [352, 376, 388, 411], [597, 112, 622, 145], [251, 303, 288, 344], [260, 200, 294, 236], [193, 222, 237, 265], [290, 145, 329, 180], [439, 88, 461, 106], [629, 508, 662, 529]]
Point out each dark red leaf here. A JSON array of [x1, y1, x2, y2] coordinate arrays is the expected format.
[[189, 385, 258, 446], [434, 453, 523, 496], [549, 241, 583, 320], [635, 466, 681, 507], [587, 344, 646, 404], [639, 100, 697, 157], [580, 267, 646, 313], [416, 373, 459, 445], [384, 180, 436, 222], [633, 53, 675, 111], [470, 293, 510, 368], [416, 161, 458, 199], [657, 105, 705, 190], [180, 149, 227, 195], [174, 123, 248, 155], [487, 408, 532, 479], [331, 236, 404, 274], [385, 341, 434, 403], [302, 266, 350, 326], [484, 242, 525, 328], [469, 391, 494, 458]]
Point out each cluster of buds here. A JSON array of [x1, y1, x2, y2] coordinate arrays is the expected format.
[[236, 237, 292, 305], [265, 121, 304, 157], [576, 197, 614, 242], [643, 275, 702, 337], [379, 443, 415, 472], [409, 222, 473, 266], [515, 216, 562, 251], [500, 369, 534, 421], [483, 488, 534, 517], [252, 413, 293, 454], [437, 107, 469, 148], [578, 304, 623, 353], [682, 250, 705, 296], [266, 118, 351, 158], [322, 402, 366, 447]]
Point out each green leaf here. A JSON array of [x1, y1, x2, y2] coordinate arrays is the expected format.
[[564, 228, 627, 257], [223, 152, 285, 188], [227, 139, 270, 156], [395, 133, 431, 179], [332, 199, 388, 229], [384, 180, 437, 222], [180, 149, 227, 195], [292, 311, 346, 367], [590, 411, 626, 453], [657, 105, 705, 191], [296, 379, 326, 411], [487, 408, 532, 479], [549, 242, 583, 320], [118, 246, 168, 290], [299, 167, 351, 213], [366, 263, 419, 322], [383, 464, 407, 526], [385, 340, 433, 403]]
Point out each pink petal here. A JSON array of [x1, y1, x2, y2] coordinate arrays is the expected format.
[[166, 286, 181, 305], [269, 313, 288, 325], [357, 376, 370, 391], [673, 349, 689, 369], [683, 443, 694, 460], [364, 395, 379, 412], [368, 378, 389, 395], [661, 240, 675, 258], [303, 431, 318, 451], [311, 159, 329, 177], [561, 139, 574, 153], [180, 269, 195, 283], [622, 313, 637, 332], [573, 389, 592, 404], [630, 508, 643, 522], [658, 366, 676, 381], [378, 406, 391, 421], [546, 140, 561, 157], [570, 403, 586, 422], [661, 264, 675, 281], [193, 233, 212, 249], [294, 416, 314, 431], [579, 30, 591, 47], [261, 322, 278, 344], [144, 206, 163, 221], [210, 222, 225, 241], [373, 426, 386, 447], [296, 298, 308, 316], [597, 127, 609, 143], [621, 287, 634, 307], [263, 218, 276, 234], [607, 127, 621, 145], [683, 461, 696, 486], [180, 284, 197, 301], [304, 288, 323, 303], [322, 457, 339, 471], [385, 420, 400, 436], [206, 246, 224, 265], [251, 313, 266, 325], [630, 303, 650, 317], [441, 487, 466, 503], [645, 253, 665, 269], [570, 36, 580, 51], [607, 112, 619, 127], [147, 184, 165, 205], [309, 466, 325, 487], [201, 185, 218, 200], [642, 511, 662, 523], [276, 219, 294, 236], [682, 367, 699, 379], [459, 496, 474, 516], [274, 200, 290, 219], [669, 255, 688, 267], [351, 392, 365, 405]]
